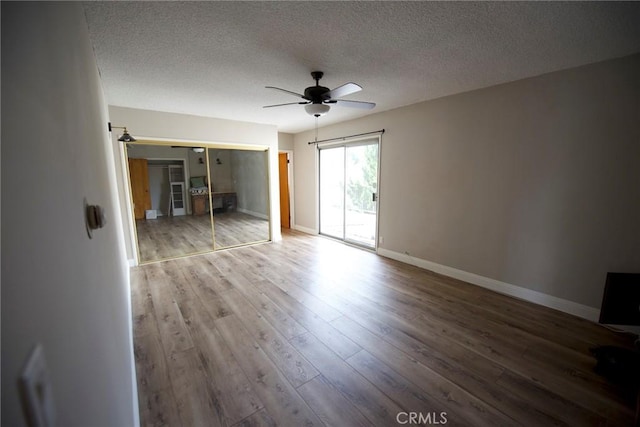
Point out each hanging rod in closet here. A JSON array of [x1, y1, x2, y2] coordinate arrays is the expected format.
[[307, 129, 385, 145]]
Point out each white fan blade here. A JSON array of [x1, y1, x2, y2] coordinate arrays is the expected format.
[[335, 99, 375, 109], [265, 86, 307, 99], [263, 101, 309, 108], [326, 82, 362, 99]]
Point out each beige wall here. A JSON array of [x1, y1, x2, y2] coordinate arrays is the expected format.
[[2, 3, 137, 426], [209, 149, 234, 192], [294, 54, 640, 310], [188, 148, 208, 178], [109, 106, 281, 262], [278, 132, 294, 151]]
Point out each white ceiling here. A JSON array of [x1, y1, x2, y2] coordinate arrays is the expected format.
[[83, 1, 640, 134]]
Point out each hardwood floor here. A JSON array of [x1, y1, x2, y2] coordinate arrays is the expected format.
[[135, 212, 269, 263], [131, 230, 637, 426]]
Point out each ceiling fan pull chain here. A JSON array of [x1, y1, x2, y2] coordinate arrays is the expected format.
[[315, 116, 319, 142]]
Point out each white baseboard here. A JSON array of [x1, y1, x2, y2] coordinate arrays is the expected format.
[[377, 248, 600, 322], [237, 208, 269, 220], [292, 224, 317, 235]]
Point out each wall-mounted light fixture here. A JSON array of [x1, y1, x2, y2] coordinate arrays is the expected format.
[[108, 122, 137, 142]]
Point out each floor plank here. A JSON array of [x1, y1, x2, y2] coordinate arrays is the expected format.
[[331, 315, 515, 427], [137, 386, 182, 427], [145, 264, 194, 355], [167, 348, 224, 427], [220, 288, 320, 388], [291, 332, 404, 427], [232, 408, 277, 427], [345, 350, 470, 427], [297, 375, 371, 427], [134, 330, 171, 397], [215, 314, 323, 426], [176, 295, 264, 425]]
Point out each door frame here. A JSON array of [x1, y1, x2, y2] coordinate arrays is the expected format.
[[317, 135, 381, 250], [278, 150, 295, 230]]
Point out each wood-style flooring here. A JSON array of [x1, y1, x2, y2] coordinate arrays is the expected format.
[[131, 230, 637, 426], [135, 212, 269, 263]]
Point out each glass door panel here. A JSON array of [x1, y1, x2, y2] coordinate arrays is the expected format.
[[127, 144, 214, 263], [319, 147, 345, 239], [209, 148, 270, 249], [345, 143, 378, 247], [319, 140, 379, 249]]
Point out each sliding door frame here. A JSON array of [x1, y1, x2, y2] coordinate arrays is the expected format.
[[317, 135, 381, 250]]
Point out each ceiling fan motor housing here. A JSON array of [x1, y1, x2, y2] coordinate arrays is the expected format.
[[305, 71, 331, 103], [304, 85, 331, 103]]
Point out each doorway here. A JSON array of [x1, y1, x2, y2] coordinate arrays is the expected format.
[[279, 152, 291, 229], [319, 139, 379, 248]]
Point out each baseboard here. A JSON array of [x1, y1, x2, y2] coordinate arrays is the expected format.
[[377, 248, 600, 322], [237, 208, 269, 220], [292, 224, 317, 235]]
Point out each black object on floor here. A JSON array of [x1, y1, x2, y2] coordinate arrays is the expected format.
[[591, 345, 640, 386]]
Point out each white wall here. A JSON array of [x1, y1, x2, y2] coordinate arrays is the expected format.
[[2, 3, 137, 426], [294, 54, 640, 314], [109, 106, 281, 262]]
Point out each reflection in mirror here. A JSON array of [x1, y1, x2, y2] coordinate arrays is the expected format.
[[127, 144, 214, 263], [208, 148, 270, 248]]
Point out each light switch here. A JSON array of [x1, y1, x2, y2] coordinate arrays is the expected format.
[[19, 344, 56, 427]]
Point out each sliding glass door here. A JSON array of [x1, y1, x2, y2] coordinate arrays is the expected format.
[[319, 147, 345, 240], [319, 140, 379, 248]]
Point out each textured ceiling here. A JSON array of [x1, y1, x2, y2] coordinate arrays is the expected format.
[[83, 1, 640, 134]]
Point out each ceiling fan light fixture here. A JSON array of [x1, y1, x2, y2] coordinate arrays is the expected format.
[[305, 103, 330, 117]]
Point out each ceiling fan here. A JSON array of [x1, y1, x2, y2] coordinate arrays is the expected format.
[[264, 71, 375, 117]]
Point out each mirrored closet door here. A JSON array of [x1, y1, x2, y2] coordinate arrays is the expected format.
[[127, 144, 214, 263], [127, 143, 270, 263], [208, 148, 270, 249]]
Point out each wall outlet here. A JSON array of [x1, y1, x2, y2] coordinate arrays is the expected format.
[[379, 236, 384, 244], [19, 344, 56, 427]]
